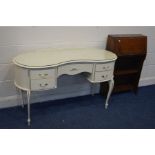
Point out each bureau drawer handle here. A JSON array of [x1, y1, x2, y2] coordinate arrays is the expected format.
[[70, 68, 77, 71], [103, 66, 110, 70], [38, 73, 48, 78], [102, 75, 108, 78], [40, 83, 48, 87]]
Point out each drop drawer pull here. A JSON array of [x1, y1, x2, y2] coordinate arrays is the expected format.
[[102, 75, 108, 78], [40, 83, 48, 87], [39, 73, 48, 76], [38, 73, 49, 78], [103, 66, 110, 70]]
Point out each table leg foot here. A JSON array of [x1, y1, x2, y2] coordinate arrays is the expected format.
[[105, 103, 108, 109], [27, 119, 31, 126]]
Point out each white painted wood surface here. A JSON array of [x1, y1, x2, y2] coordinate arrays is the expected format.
[[0, 26, 155, 108], [13, 48, 117, 91], [13, 48, 117, 125], [13, 48, 116, 68]]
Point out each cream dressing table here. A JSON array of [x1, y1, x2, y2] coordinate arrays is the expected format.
[[13, 48, 117, 125]]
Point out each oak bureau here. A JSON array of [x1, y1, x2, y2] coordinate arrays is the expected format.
[[13, 48, 117, 125]]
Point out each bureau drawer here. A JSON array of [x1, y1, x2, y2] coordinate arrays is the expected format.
[[94, 71, 113, 82], [95, 62, 114, 72], [58, 63, 93, 76], [30, 69, 55, 79], [31, 79, 56, 91]]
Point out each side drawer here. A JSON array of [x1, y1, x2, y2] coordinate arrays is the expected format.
[[30, 69, 55, 80], [31, 79, 56, 91], [95, 62, 114, 72], [94, 71, 113, 82], [58, 63, 93, 76]]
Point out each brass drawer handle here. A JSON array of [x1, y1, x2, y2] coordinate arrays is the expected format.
[[70, 68, 77, 71], [102, 75, 108, 78], [40, 83, 48, 87], [103, 66, 110, 70], [38, 73, 48, 78]]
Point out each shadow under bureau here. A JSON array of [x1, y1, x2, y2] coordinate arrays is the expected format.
[[13, 48, 117, 125]]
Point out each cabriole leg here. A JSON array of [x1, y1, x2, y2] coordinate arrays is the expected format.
[[16, 87, 24, 108], [27, 90, 31, 126], [91, 83, 94, 96], [19, 89, 25, 108], [105, 79, 114, 109]]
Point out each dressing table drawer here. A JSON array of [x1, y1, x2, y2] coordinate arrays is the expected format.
[[58, 63, 93, 76], [94, 71, 113, 82], [95, 62, 114, 72], [31, 79, 56, 91], [30, 69, 55, 79]]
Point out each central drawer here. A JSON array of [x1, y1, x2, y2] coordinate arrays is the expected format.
[[58, 63, 93, 76]]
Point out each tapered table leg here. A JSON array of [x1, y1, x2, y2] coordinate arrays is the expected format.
[[105, 79, 114, 109]]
